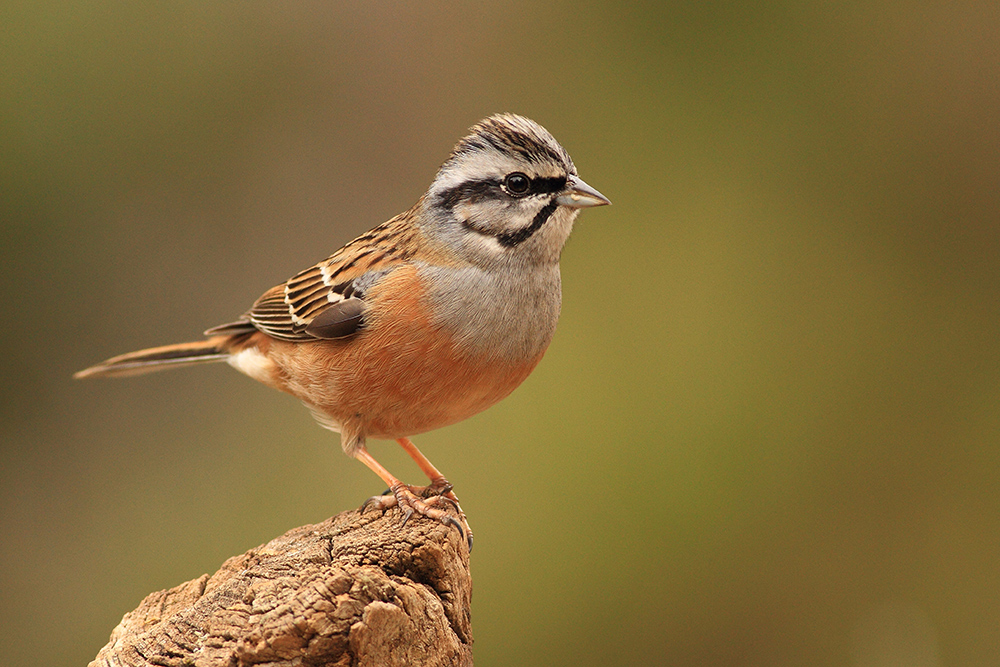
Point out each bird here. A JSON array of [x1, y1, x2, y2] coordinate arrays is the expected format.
[[76, 113, 610, 550]]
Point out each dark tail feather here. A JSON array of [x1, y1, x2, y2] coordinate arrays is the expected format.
[[74, 337, 231, 379]]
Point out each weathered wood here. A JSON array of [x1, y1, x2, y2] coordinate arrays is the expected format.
[[90, 507, 473, 666]]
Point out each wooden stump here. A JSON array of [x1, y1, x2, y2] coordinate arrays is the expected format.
[[90, 507, 473, 666]]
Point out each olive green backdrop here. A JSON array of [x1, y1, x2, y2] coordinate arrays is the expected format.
[[3, 2, 998, 665]]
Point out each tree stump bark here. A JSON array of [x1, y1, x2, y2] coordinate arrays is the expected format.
[[90, 507, 473, 666]]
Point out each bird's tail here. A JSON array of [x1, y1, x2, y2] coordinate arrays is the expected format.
[[74, 337, 232, 379]]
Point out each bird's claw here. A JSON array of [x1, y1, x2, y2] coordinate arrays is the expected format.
[[359, 480, 474, 551]]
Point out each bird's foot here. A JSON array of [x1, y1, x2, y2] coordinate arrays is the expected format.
[[361, 478, 473, 552]]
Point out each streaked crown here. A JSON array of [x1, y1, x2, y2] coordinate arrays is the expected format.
[[445, 114, 575, 175]]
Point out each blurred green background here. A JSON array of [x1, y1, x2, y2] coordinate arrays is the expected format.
[[2, 1, 998, 665]]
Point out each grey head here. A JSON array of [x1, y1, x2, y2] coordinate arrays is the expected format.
[[422, 114, 609, 268]]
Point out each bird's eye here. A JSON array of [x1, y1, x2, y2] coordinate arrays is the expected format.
[[502, 172, 531, 197]]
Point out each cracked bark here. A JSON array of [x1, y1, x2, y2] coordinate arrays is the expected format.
[[89, 507, 473, 667]]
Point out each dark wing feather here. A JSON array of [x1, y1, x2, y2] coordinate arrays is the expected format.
[[232, 210, 419, 342], [303, 298, 366, 339], [203, 319, 256, 336]]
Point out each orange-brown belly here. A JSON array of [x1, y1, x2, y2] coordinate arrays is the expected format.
[[235, 265, 546, 440]]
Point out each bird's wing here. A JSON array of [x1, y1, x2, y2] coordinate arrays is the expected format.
[[205, 211, 420, 342]]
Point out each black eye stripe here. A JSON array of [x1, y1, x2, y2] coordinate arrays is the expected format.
[[437, 175, 567, 209], [531, 176, 568, 195], [436, 179, 499, 209]]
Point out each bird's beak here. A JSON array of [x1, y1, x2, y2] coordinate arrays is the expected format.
[[556, 175, 611, 209]]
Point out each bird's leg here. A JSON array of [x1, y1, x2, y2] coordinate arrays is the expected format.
[[395, 437, 454, 495], [354, 445, 470, 550], [395, 437, 472, 549]]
